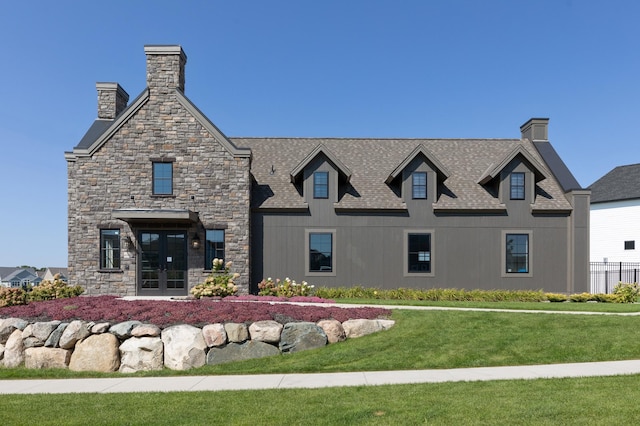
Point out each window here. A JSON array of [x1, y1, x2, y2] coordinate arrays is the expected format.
[[313, 171, 329, 199], [625, 240, 635, 250], [408, 233, 431, 273], [100, 229, 121, 269], [309, 232, 333, 272], [153, 162, 173, 195], [505, 233, 529, 273], [412, 172, 427, 199], [510, 172, 525, 200], [205, 230, 225, 269]]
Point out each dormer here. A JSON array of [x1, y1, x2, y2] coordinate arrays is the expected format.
[[386, 144, 451, 204], [478, 146, 549, 204], [290, 144, 352, 204]]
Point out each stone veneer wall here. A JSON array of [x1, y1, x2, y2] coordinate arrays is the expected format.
[[67, 47, 251, 296], [0, 317, 394, 373]]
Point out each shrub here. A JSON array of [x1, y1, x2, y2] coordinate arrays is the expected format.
[[190, 259, 239, 298], [27, 274, 84, 302], [257, 277, 314, 297], [315, 287, 547, 302], [613, 282, 640, 303], [0, 288, 27, 307], [545, 293, 568, 302]]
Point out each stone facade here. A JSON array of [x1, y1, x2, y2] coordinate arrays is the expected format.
[[66, 45, 251, 296]]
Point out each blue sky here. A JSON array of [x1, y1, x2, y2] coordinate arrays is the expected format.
[[1, 1, 638, 268]]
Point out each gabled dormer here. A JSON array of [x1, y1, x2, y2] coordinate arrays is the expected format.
[[290, 144, 352, 204], [386, 144, 451, 204], [478, 145, 549, 204]]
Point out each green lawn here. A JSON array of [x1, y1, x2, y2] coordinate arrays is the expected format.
[[2, 375, 640, 425]]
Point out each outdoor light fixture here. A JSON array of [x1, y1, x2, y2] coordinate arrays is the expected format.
[[191, 233, 201, 249]]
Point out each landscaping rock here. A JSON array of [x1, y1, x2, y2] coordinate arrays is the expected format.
[[279, 322, 327, 353], [206, 341, 280, 365], [131, 324, 161, 337], [0, 318, 28, 344], [59, 320, 90, 349], [32, 321, 62, 342], [91, 322, 111, 334], [249, 320, 283, 343], [317, 319, 346, 343], [24, 347, 71, 369], [342, 319, 395, 338], [45, 323, 68, 348], [69, 333, 120, 372], [224, 323, 249, 342], [161, 324, 207, 370], [4, 329, 25, 368], [0, 343, 4, 361], [110, 321, 143, 339], [202, 323, 227, 347], [119, 336, 163, 373]]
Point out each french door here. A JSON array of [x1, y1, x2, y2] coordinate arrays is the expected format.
[[138, 231, 188, 296]]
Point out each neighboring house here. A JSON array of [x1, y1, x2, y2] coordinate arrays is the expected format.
[[589, 164, 640, 263], [65, 45, 590, 297], [42, 267, 69, 282], [0, 268, 39, 289]]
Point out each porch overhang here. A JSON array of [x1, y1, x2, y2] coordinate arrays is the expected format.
[[111, 208, 199, 223]]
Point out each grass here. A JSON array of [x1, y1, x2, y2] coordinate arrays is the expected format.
[[2, 375, 640, 424]]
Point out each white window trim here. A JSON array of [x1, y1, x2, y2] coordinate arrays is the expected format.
[[403, 229, 435, 277], [305, 229, 336, 277], [501, 230, 533, 278]]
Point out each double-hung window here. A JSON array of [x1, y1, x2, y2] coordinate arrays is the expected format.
[[153, 162, 173, 195], [205, 230, 225, 269], [306, 230, 335, 275], [100, 229, 121, 270], [510, 172, 525, 200], [412, 172, 427, 199], [313, 171, 329, 199], [407, 233, 431, 273], [505, 233, 529, 274]]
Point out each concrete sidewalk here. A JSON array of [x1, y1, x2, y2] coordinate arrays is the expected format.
[[2, 360, 640, 394]]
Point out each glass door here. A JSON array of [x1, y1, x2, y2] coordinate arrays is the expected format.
[[139, 231, 187, 296]]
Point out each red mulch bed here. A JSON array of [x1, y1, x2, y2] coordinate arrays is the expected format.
[[0, 296, 391, 328]]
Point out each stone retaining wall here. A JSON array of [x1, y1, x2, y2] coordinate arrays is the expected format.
[[0, 317, 394, 373]]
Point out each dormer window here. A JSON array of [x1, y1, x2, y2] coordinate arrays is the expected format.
[[412, 172, 427, 199], [510, 172, 525, 200], [314, 171, 329, 199]]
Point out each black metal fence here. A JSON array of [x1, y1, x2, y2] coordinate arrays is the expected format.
[[590, 262, 640, 294]]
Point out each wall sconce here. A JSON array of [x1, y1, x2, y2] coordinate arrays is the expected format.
[[191, 233, 201, 249]]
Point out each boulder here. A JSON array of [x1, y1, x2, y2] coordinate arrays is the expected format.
[[0, 318, 28, 344], [69, 333, 120, 372], [31, 321, 62, 342], [119, 336, 163, 373], [4, 329, 25, 367], [342, 319, 395, 338], [202, 323, 227, 347], [91, 322, 111, 334], [279, 322, 327, 353], [59, 320, 90, 349], [206, 341, 280, 365], [224, 323, 249, 343], [131, 324, 161, 337], [249, 320, 283, 343], [317, 319, 346, 344], [45, 323, 68, 348], [161, 324, 207, 370], [0, 343, 4, 361], [24, 347, 71, 369], [109, 321, 143, 339]]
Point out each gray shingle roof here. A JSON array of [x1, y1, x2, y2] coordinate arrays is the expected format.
[[234, 137, 573, 212], [589, 163, 640, 203]]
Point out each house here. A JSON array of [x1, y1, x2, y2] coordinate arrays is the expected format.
[[589, 164, 640, 263], [41, 267, 69, 282], [0, 268, 39, 289], [65, 45, 590, 297]]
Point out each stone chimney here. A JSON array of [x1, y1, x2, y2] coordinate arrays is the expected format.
[[520, 118, 549, 142], [144, 45, 187, 93], [96, 82, 129, 120]]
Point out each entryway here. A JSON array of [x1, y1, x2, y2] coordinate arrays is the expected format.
[[138, 231, 188, 296]]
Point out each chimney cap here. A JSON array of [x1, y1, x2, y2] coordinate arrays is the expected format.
[[144, 45, 186, 61]]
